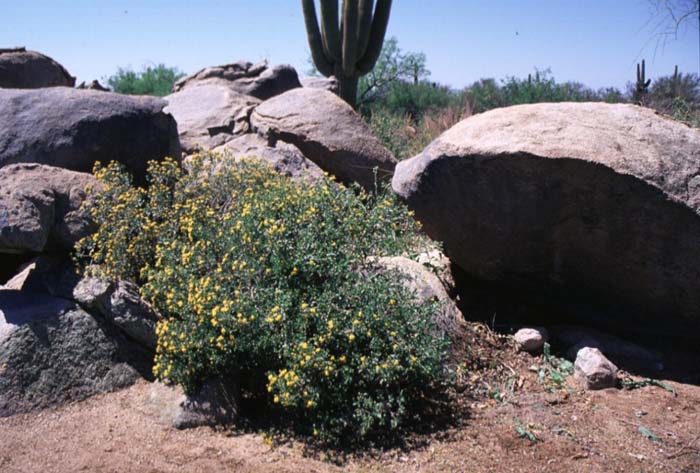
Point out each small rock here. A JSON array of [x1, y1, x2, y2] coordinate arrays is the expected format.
[[574, 347, 618, 390], [299, 75, 339, 94], [145, 378, 239, 429], [514, 327, 548, 353]]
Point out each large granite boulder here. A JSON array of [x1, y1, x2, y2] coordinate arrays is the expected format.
[[173, 60, 300, 100], [0, 47, 75, 89], [0, 290, 151, 416], [0, 164, 97, 254], [211, 133, 324, 182], [393, 103, 700, 328], [164, 82, 260, 153], [0, 88, 181, 181], [251, 88, 397, 190]]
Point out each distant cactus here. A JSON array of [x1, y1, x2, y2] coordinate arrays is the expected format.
[[672, 65, 681, 97], [301, 0, 393, 108], [634, 59, 652, 105]]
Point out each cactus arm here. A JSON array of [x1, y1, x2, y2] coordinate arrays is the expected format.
[[356, 0, 392, 74], [302, 0, 335, 77], [342, 0, 360, 74], [357, 0, 375, 59], [319, 0, 341, 63]]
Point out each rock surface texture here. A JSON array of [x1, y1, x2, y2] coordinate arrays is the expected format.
[[0, 88, 181, 181], [252, 88, 397, 190], [514, 327, 548, 353], [164, 83, 260, 153], [0, 290, 150, 416], [211, 133, 324, 182], [299, 75, 339, 93], [0, 164, 97, 253], [393, 103, 700, 328], [0, 47, 75, 88], [574, 347, 619, 390], [173, 60, 300, 100], [369, 256, 465, 338], [143, 379, 239, 430]]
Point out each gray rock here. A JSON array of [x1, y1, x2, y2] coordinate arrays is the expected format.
[[0, 290, 150, 416], [574, 347, 618, 390], [393, 103, 700, 328], [0, 88, 181, 181], [0, 164, 98, 253], [144, 378, 239, 429], [4, 256, 158, 350], [0, 47, 75, 88], [416, 249, 456, 297], [299, 75, 339, 94], [514, 327, 548, 353], [211, 133, 324, 182], [164, 82, 260, 153], [173, 60, 300, 100], [369, 256, 465, 338], [2, 255, 79, 296], [73, 277, 158, 350], [252, 88, 397, 191]]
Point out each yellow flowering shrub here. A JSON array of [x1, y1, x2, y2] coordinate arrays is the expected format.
[[77, 154, 451, 445]]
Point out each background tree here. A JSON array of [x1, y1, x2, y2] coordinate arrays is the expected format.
[[302, 0, 393, 108], [647, 0, 700, 73], [356, 37, 429, 109], [106, 64, 184, 96]]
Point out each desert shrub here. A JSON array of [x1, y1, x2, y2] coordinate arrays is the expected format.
[[368, 104, 470, 160], [466, 78, 506, 114], [106, 64, 184, 96], [466, 70, 626, 114], [76, 155, 451, 446], [367, 109, 419, 159], [376, 81, 465, 120]]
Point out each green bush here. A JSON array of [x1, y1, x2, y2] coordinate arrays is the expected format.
[[366, 108, 420, 159], [466, 69, 626, 114], [367, 105, 470, 160], [377, 81, 465, 120], [106, 64, 185, 96], [77, 155, 451, 446]]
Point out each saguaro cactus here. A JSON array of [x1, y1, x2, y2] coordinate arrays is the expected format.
[[302, 0, 393, 108], [634, 59, 651, 105]]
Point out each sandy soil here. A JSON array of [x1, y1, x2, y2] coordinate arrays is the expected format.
[[2, 339, 699, 473]]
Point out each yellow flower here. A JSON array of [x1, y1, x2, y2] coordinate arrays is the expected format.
[[348, 334, 356, 342]]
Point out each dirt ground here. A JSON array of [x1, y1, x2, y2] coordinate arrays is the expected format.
[[2, 325, 700, 473]]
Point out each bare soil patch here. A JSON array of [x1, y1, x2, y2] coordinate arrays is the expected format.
[[2, 322, 699, 473]]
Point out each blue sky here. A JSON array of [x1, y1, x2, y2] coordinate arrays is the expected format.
[[2, 0, 697, 90]]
